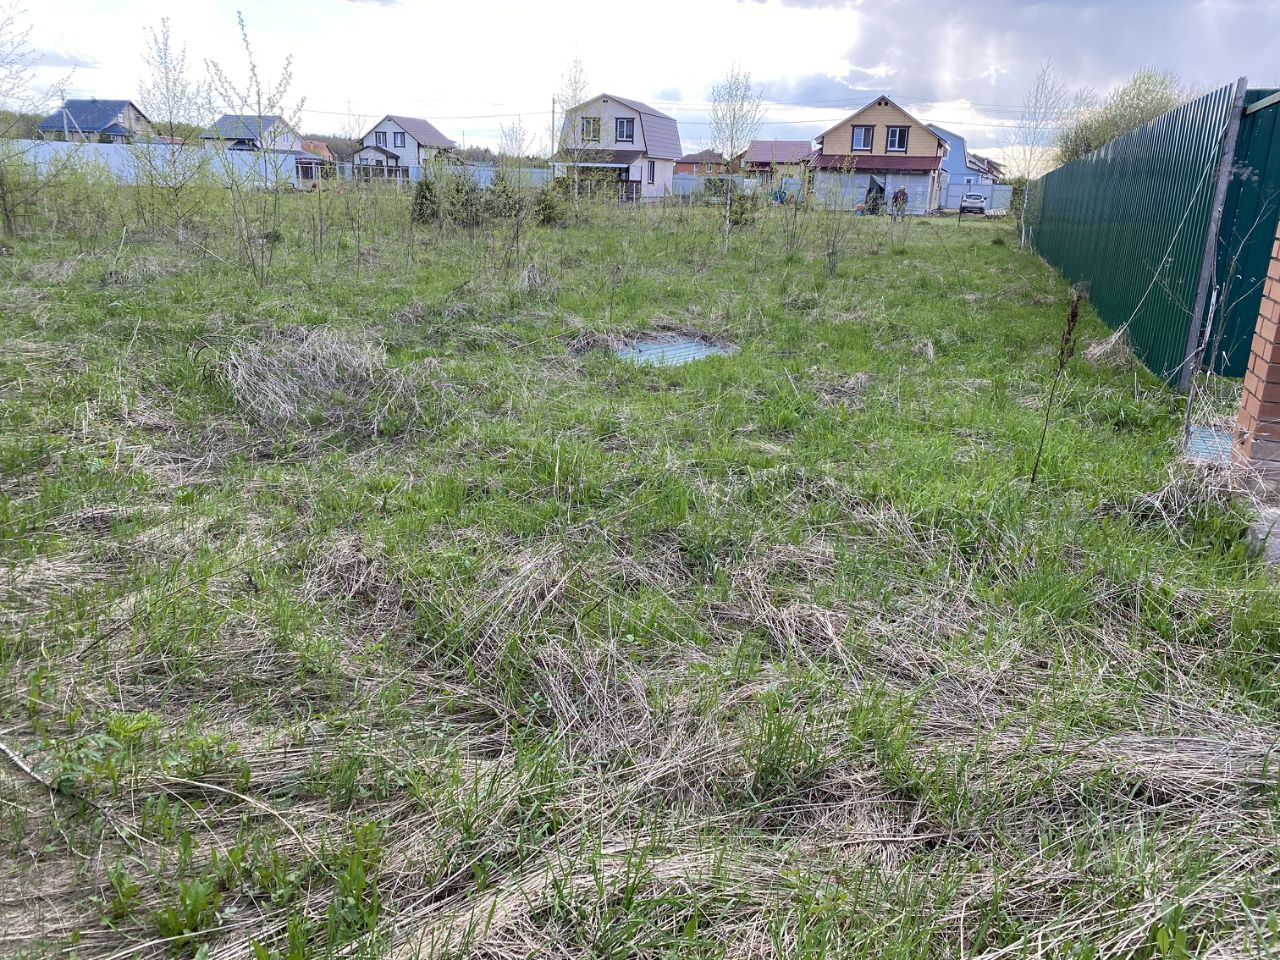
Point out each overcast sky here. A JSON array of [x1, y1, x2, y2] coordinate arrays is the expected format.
[[23, 0, 1280, 156]]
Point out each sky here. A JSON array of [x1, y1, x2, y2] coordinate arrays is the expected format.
[[21, 0, 1280, 158]]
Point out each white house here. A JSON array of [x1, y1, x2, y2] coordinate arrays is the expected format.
[[552, 93, 682, 202], [354, 115, 457, 175]]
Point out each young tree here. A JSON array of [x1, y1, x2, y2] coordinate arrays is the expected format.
[[134, 17, 212, 240], [206, 12, 305, 284], [709, 65, 763, 251], [0, 2, 70, 233], [555, 58, 589, 210], [1003, 60, 1070, 248]]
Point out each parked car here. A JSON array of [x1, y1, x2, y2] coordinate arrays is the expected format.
[[959, 192, 986, 214]]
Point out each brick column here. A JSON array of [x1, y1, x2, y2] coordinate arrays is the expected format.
[[1234, 225, 1280, 478]]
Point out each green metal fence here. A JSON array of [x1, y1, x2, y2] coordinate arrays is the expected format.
[[1025, 82, 1240, 384], [1212, 89, 1280, 377]]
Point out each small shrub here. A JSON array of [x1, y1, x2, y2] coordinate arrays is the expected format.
[[410, 175, 440, 225], [534, 182, 567, 226]]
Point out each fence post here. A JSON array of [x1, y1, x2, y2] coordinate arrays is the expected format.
[[1179, 76, 1248, 392]]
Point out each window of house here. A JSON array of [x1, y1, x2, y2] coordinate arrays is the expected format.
[[393, 131, 405, 148], [886, 126, 909, 151], [582, 116, 601, 142], [964, 176, 974, 184], [647, 159, 655, 184], [375, 131, 387, 147], [375, 159, 384, 167], [851, 125, 873, 151], [616, 117, 634, 142]]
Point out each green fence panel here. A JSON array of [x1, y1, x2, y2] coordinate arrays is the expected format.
[[1028, 82, 1238, 383], [1212, 91, 1280, 376]]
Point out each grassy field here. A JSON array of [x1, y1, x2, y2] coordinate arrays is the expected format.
[[2, 190, 1278, 959]]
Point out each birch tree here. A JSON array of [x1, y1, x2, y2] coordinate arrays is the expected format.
[[0, 2, 70, 233], [556, 58, 589, 209], [135, 18, 212, 240], [1003, 60, 1069, 248], [709, 66, 763, 251]]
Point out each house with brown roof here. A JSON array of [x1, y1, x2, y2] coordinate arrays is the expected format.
[[354, 115, 456, 176], [552, 93, 682, 202], [302, 139, 335, 163], [735, 140, 813, 184], [676, 149, 726, 175], [811, 95, 949, 213]]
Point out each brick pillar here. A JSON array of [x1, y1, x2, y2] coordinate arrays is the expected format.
[[1234, 225, 1280, 478]]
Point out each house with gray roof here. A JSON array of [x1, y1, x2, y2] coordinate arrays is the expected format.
[[37, 99, 152, 143], [354, 115, 456, 176], [201, 115, 302, 152], [552, 93, 682, 202]]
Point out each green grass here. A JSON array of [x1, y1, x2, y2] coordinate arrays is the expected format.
[[2, 187, 1279, 959]]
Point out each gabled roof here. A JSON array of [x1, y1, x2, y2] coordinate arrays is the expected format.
[[817, 95, 948, 147], [739, 140, 813, 165], [567, 93, 682, 161], [203, 114, 291, 141], [365, 115, 457, 150], [356, 144, 401, 160], [679, 149, 725, 164], [37, 99, 148, 135]]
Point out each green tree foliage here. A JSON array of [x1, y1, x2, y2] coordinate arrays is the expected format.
[[1055, 69, 1186, 166]]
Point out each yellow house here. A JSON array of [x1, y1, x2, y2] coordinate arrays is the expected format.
[[810, 95, 949, 213]]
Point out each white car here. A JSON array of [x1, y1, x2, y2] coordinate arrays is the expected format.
[[959, 192, 986, 214]]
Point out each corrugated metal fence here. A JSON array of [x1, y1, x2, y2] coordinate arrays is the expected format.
[[1027, 82, 1280, 384], [1025, 82, 1240, 383], [1212, 89, 1280, 376]]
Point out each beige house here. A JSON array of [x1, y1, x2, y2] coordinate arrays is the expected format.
[[810, 95, 949, 213]]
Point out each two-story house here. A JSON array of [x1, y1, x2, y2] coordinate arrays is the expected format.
[[354, 115, 456, 176], [36, 99, 153, 143], [552, 93, 682, 202], [201, 115, 302, 152], [676, 150, 726, 175], [928, 123, 1004, 208], [810, 95, 948, 213]]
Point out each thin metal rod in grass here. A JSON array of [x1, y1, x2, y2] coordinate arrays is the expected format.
[[1028, 283, 1088, 490]]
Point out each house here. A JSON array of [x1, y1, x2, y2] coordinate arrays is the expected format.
[[927, 123, 1004, 208], [676, 149, 726, 175], [354, 115, 456, 177], [810, 95, 949, 213], [302, 139, 335, 163], [201, 115, 302, 152], [552, 93, 682, 202], [735, 140, 813, 182], [36, 99, 153, 143]]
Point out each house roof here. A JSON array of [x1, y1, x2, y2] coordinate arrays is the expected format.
[[302, 138, 334, 159], [740, 140, 813, 165], [356, 144, 401, 160], [37, 99, 147, 135], [967, 151, 1004, 176], [366, 115, 457, 150], [599, 93, 682, 160], [555, 147, 645, 166], [679, 149, 725, 164], [809, 153, 942, 172], [203, 114, 290, 141], [817, 96, 948, 147]]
